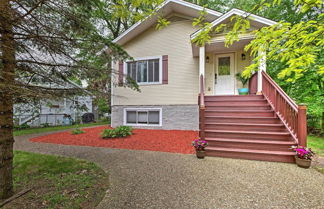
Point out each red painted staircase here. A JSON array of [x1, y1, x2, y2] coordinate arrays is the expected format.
[[201, 95, 297, 163]]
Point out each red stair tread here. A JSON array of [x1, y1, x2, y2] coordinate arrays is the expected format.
[[206, 104, 270, 107], [204, 130, 291, 135], [204, 116, 277, 119], [205, 147, 295, 156], [204, 110, 274, 112], [205, 137, 296, 145], [205, 95, 263, 97], [204, 123, 284, 126], [205, 99, 267, 102]]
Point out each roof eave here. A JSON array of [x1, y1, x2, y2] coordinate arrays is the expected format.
[[190, 8, 277, 41], [112, 0, 222, 45]]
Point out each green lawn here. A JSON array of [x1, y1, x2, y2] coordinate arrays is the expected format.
[[14, 121, 108, 136], [3, 151, 108, 209], [308, 135, 324, 156]]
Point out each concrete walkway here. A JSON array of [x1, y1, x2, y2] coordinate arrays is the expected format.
[[14, 132, 324, 209]]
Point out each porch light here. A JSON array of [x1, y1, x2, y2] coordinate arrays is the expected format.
[[241, 53, 246, 61], [206, 56, 210, 63]]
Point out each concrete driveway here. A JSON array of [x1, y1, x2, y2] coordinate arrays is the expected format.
[[14, 131, 324, 209]]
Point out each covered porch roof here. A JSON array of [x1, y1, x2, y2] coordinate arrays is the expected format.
[[191, 8, 277, 57], [191, 8, 277, 41], [192, 35, 254, 57]]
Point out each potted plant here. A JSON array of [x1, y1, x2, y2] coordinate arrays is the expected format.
[[291, 146, 315, 168], [192, 139, 208, 159], [235, 73, 249, 95]]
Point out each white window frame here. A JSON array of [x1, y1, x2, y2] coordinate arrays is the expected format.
[[123, 108, 162, 127], [124, 56, 163, 85]]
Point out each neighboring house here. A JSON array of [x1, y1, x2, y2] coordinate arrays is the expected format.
[[111, 0, 307, 163], [14, 82, 96, 127]]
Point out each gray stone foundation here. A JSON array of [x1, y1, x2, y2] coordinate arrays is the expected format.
[[111, 105, 199, 130]]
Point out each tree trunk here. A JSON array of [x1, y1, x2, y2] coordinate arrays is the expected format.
[[0, 0, 15, 199]]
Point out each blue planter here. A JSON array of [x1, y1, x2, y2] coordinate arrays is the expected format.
[[238, 88, 249, 95]]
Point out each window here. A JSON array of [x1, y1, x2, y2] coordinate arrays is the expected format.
[[218, 57, 231, 75], [126, 57, 161, 84], [124, 109, 162, 126]]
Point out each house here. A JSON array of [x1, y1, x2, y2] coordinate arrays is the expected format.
[[111, 0, 307, 162], [14, 83, 96, 127]]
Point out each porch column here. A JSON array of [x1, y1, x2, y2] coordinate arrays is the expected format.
[[199, 46, 205, 90], [257, 48, 266, 94]]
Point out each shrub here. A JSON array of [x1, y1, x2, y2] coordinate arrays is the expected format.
[[235, 72, 249, 87], [71, 128, 85, 135], [41, 123, 50, 128], [14, 123, 31, 130], [101, 126, 133, 139]]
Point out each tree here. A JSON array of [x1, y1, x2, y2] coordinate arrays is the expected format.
[[0, 0, 119, 199], [0, 0, 165, 199]]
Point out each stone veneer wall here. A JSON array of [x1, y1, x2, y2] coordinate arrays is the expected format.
[[111, 105, 199, 130]]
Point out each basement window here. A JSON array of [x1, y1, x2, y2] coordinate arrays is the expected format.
[[124, 108, 162, 126]]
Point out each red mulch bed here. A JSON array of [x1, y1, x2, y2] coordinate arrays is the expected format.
[[30, 126, 198, 154]]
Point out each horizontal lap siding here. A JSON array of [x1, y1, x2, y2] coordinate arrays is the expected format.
[[113, 20, 199, 106]]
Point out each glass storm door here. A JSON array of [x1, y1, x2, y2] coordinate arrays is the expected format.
[[214, 53, 235, 95]]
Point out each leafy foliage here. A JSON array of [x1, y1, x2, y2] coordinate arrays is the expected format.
[[101, 126, 133, 139], [244, 19, 323, 80], [156, 16, 171, 30], [41, 123, 50, 128], [71, 128, 85, 135], [14, 123, 30, 130], [190, 0, 323, 133], [235, 73, 249, 87]]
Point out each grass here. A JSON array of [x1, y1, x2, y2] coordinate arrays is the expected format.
[[3, 151, 108, 209], [314, 167, 324, 174], [308, 135, 324, 156], [13, 121, 108, 136]]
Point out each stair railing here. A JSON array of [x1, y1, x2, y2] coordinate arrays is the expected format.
[[199, 74, 206, 140], [261, 71, 307, 146]]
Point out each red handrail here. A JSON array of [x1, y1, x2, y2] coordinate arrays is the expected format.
[[261, 71, 307, 146], [199, 74, 205, 140]]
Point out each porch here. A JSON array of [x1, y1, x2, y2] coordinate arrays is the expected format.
[[195, 39, 307, 163], [193, 37, 265, 96]]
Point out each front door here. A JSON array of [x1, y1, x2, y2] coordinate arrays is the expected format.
[[214, 53, 235, 95]]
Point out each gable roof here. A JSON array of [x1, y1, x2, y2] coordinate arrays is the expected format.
[[113, 0, 222, 45], [191, 8, 277, 40]]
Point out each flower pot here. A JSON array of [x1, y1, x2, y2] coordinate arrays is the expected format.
[[196, 150, 206, 159], [295, 156, 312, 168], [238, 88, 249, 95]]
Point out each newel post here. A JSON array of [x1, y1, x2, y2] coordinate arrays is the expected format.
[[297, 104, 307, 147], [200, 106, 206, 140], [199, 74, 206, 141], [257, 48, 266, 95]]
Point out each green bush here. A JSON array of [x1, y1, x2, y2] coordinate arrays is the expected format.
[[71, 128, 85, 135], [41, 123, 50, 128], [14, 123, 30, 130], [101, 126, 133, 139]]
